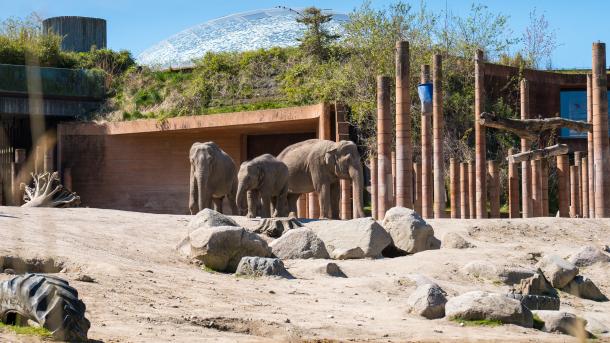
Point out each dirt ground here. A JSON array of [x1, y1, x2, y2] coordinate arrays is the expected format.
[[0, 206, 609, 342]]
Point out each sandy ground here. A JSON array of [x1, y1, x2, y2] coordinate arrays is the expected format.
[[0, 206, 609, 342]]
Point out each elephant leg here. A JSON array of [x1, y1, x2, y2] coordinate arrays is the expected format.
[[330, 181, 340, 219], [247, 190, 259, 218], [270, 196, 278, 217], [319, 184, 332, 219], [287, 193, 300, 218], [275, 185, 288, 217], [213, 197, 223, 213], [260, 193, 272, 218], [228, 178, 239, 215]]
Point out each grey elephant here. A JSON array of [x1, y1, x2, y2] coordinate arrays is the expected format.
[[189, 141, 238, 215], [236, 154, 289, 218], [277, 139, 365, 219]]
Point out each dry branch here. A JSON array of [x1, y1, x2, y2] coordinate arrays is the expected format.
[[507, 144, 569, 163], [480, 112, 592, 141], [21, 172, 80, 208]]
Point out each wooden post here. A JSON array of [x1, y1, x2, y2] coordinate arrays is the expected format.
[[370, 155, 378, 219], [391, 151, 396, 206], [557, 155, 570, 217], [468, 161, 476, 219], [582, 157, 589, 218], [475, 49, 487, 218], [488, 161, 500, 218], [508, 148, 520, 218], [395, 40, 412, 208], [520, 79, 532, 218], [335, 102, 353, 220], [297, 194, 307, 218], [420, 65, 433, 218], [570, 165, 580, 218], [63, 167, 73, 192], [308, 193, 319, 219], [592, 42, 610, 217], [574, 151, 583, 217], [43, 143, 53, 172], [541, 159, 549, 216], [531, 160, 542, 217], [587, 74, 595, 218], [449, 158, 459, 218], [432, 54, 445, 218], [413, 162, 422, 213], [12, 149, 26, 206], [377, 76, 392, 219], [460, 162, 469, 219]]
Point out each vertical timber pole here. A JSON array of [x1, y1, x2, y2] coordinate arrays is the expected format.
[[297, 194, 307, 218], [335, 102, 352, 219], [557, 155, 570, 217], [582, 157, 589, 218], [391, 151, 396, 206], [508, 148, 520, 218], [413, 162, 422, 213], [488, 161, 500, 218], [593, 42, 610, 217], [531, 160, 542, 217], [449, 158, 459, 218], [421, 65, 433, 218], [377, 76, 392, 219], [468, 161, 476, 219], [541, 160, 549, 216], [308, 193, 319, 219], [460, 162, 469, 219], [395, 41, 412, 208], [587, 74, 595, 218], [574, 152, 583, 218], [432, 54, 445, 218], [570, 165, 580, 218], [475, 50, 487, 218], [370, 155, 378, 219], [520, 79, 532, 218]]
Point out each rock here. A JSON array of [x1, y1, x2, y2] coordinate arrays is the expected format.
[[512, 272, 557, 297], [186, 226, 271, 272], [461, 261, 535, 285], [406, 274, 438, 287], [75, 274, 96, 283], [442, 232, 475, 249], [382, 207, 439, 254], [533, 310, 588, 337], [568, 245, 610, 267], [188, 208, 238, 231], [407, 283, 447, 319], [235, 257, 292, 278], [584, 314, 609, 336], [324, 263, 346, 277], [445, 291, 533, 327], [253, 218, 303, 238], [536, 254, 579, 288], [3, 268, 15, 275], [269, 228, 329, 259], [312, 218, 391, 259], [561, 275, 608, 301]]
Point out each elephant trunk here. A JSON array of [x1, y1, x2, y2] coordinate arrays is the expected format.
[[236, 182, 248, 215], [197, 171, 207, 211], [349, 163, 365, 218]]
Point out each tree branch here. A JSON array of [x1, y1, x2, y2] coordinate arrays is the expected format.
[[506, 144, 569, 163], [480, 112, 591, 140]]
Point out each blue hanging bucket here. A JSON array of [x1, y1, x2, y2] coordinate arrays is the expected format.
[[418, 82, 433, 113]]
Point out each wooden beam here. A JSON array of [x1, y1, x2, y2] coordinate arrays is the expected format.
[[480, 112, 592, 141], [507, 144, 569, 164]]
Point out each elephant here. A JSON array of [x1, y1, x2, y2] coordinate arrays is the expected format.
[[189, 141, 238, 215], [277, 139, 365, 219], [236, 154, 289, 218]]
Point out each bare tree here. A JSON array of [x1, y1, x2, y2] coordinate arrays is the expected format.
[[522, 9, 558, 69]]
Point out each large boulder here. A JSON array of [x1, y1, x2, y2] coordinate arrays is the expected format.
[[442, 232, 475, 249], [561, 275, 608, 301], [461, 260, 535, 285], [253, 218, 303, 238], [269, 228, 329, 259], [568, 245, 610, 267], [407, 283, 447, 319], [536, 254, 579, 288], [533, 310, 589, 337], [235, 257, 292, 278], [186, 226, 271, 272], [445, 291, 533, 328], [312, 218, 392, 259], [512, 271, 557, 297], [382, 207, 440, 254], [188, 208, 238, 231]]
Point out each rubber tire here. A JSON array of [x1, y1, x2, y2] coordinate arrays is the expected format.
[[0, 273, 90, 341], [506, 293, 560, 311]]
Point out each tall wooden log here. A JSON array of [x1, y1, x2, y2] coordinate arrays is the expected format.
[[450, 158, 459, 218], [592, 42, 610, 217], [570, 165, 580, 218], [557, 155, 570, 217], [395, 41, 412, 208], [531, 159, 542, 217], [480, 112, 592, 140], [370, 155, 378, 219], [475, 50, 487, 218], [308, 192, 319, 219], [377, 76, 392, 219], [420, 65, 433, 218], [582, 156, 589, 218], [335, 102, 352, 219], [508, 148, 520, 218], [297, 194, 307, 218], [541, 159, 549, 216], [433, 54, 445, 218], [488, 161, 500, 218], [520, 79, 532, 218], [574, 151, 583, 218], [468, 161, 476, 219], [508, 144, 569, 164], [460, 162, 469, 219], [587, 74, 595, 218], [391, 151, 396, 206], [413, 162, 422, 213]]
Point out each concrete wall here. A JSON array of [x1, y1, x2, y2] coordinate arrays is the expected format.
[[43, 16, 107, 52]]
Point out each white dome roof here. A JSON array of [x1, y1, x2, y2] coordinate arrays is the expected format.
[[137, 8, 348, 68]]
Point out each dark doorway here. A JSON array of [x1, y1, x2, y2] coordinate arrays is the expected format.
[[246, 132, 316, 160]]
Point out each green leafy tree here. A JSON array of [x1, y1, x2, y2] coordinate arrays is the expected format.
[[296, 7, 339, 61]]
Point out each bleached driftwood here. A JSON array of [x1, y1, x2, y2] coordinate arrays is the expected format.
[[507, 144, 569, 163], [480, 112, 591, 141], [21, 172, 80, 208]]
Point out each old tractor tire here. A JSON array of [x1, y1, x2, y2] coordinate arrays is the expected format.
[[506, 293, 560, 311], [0, 274, 90, 341]]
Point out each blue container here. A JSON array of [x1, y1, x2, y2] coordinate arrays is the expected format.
[[418, 82, 433, 113]]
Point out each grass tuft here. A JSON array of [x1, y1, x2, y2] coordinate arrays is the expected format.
[[0, 322, 52, 338], [451, 318, 503, 327]]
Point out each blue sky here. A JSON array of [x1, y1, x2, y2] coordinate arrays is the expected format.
[[2, 0, 609, 69]]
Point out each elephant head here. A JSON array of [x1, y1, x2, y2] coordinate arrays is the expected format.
[[189, 142, 218, 213], [324, 140, 365, 218], [236, 162, 263, 215]]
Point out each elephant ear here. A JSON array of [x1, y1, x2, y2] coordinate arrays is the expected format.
[[324, 148, 337, 166], [256, 165, 265, 185]]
